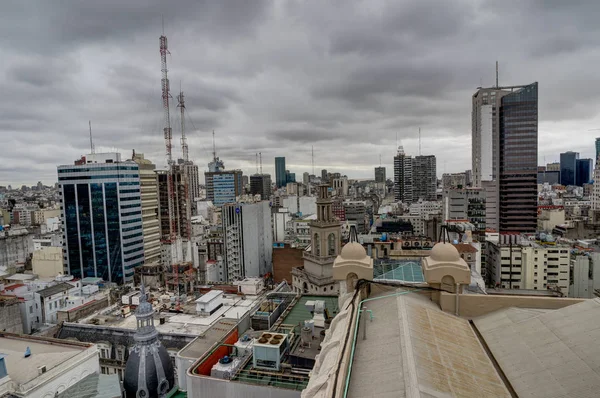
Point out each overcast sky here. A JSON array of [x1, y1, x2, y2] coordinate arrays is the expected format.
[[2, 0, 600, 186]]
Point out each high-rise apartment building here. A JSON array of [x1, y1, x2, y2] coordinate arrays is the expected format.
[[275, 157, 286, 188], [321, 169, 328, 183], [498, 82, 538, 233], [303, 172, 310, 185], [576, 158, 593, 187], [596, 138, 600, 165], [178, 159, 200, 215], [58, 153, 144, 284], [412, 155, 437, 201], [157, 165, 193, 239], [132, 152, 161, 266], [250, 174, 272, 200], [374, 167, 386, 184], [222, 201, 273, 281], [393, 146, 412, 203], [204, 156, 243, 207], [560, 151, 579, 186], [442, 187, 486, 234]]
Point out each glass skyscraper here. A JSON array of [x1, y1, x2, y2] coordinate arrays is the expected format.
[[499, 82, 538, 233], [58, 153, 144, 284], [275, 157, 286, 188], [576, 158, 593, 186], [560, 151, 579, 186]]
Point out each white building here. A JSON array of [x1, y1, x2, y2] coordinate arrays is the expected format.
[[272, 207, 291, 242], [222, 201, 273, 282], [0, 333, 111, 398], [570, 252, 600, 298], [487, 236, 570, 294]]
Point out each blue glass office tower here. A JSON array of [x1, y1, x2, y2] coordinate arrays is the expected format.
[[275, 157, 286, 188], [576, 158, 593, 186], [58, 153, 144, 284], [560, 151, 579, 186]]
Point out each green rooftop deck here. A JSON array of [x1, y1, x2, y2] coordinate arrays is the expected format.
[[281, 295, 339, 328]]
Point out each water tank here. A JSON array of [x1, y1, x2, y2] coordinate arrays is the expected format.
[[301, 327, 312, 347], [381, 232, 388, 242]]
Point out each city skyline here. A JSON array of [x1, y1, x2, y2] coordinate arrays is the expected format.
[[3, 1, 600, 186]]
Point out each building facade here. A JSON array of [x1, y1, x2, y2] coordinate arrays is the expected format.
[[132, 152, 161, 266], [412, 155, 437, 201], [498, 83, 538, 233], [250, 174, 272, 200], [58, 153, 144, 284], [374, 167, 386, 184], [222, 202, 273, 282], [393, 146, 413, 203], [275, 157, 286, 188], [576, 158, 593, 187], [204, 170, 243, 207], [560, 151, 579, 186]]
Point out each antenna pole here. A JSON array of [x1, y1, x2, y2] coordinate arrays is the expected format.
[[396, 132, 398, 149], [177, 88, 188, 162], [418, 127, 421, 156], [496, 61, 499, 88], [259, 152, 263, 174], [89, 120, 94, 154], [379, 154, 381, 167], [212, 130, 217, 162], [255, 153, 259, 174]]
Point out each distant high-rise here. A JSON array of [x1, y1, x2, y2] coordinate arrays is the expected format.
[[204, 157, 243, 207], [285, 170, 296, 184], [393, 146, 412, 203], [412, 155, 436, 201], [375, 166, 386, 184], [560, 151, 579, 186], [132, 152, 161, 266], [178, 158, 200, 215], [576, 158, 593, 186], [275, 157, 286, 188], [303, 172, 310, 185], [222, 202, 273, 282], [250, 174, 272, 200], [58, 153, 143, 284], [498, 82, 538, 233], [596, 138, 600, 164], [321, 169, 328, 183]]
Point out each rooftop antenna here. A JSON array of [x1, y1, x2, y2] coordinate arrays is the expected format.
[[89, 120, 95, 154], [496, 61, 499, 89], [259, 152, 263, 174], [395, 131, 398, 149], [212, 130, 217, 162], [177, 83, 188, 162], [379, 154, 381, 167], [418, 127, 421, 156], [255, 153, 259, 174]]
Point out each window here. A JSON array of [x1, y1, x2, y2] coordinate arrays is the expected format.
[[29, 306, 33, 314]]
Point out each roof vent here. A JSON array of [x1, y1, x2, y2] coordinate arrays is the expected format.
[[37, 365, 46, 375]]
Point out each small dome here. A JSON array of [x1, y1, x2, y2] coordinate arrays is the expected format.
[[430, 243, 461, 262], [340, 242, 367, 260]]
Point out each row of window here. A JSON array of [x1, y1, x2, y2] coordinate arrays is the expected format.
[[59, 166, 139, 174], [59, 174, 140, 181]]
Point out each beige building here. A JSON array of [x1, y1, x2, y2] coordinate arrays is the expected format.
[[487, 238, 570, 295], [538, 207, 565, 231], [132, 152, 161, 266], [32, 246, 63, 278]]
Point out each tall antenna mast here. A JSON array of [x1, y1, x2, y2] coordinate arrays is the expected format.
[[160, 27, 176, 242], [177, 87, 188, 162], [396, 132, 398, 149], [212, 130, 217, 162], [379, 154, 381, 167], [89, 120, 94, 154], [311, 146, 315, 175], [255, 153, 259, 174], [418, 127, 421, 156], [259, 152, 263, 175], [496, 61, 499, 88]]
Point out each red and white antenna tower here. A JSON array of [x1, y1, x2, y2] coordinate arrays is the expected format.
[[160, 31, 176, 243], [177, 89, 188, 162], [177, 88, 192, 240]]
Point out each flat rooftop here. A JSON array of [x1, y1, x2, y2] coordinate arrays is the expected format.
[[281, 295, 339, 328], [81, 293, 262, 336], [178, 318, 238, 360], [0, 334, 90, 386]]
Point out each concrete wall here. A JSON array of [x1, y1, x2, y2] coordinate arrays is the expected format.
[[0, 297, 24, 334], [32, 246, 63, 278], [439, 291, 585, 319], [186, 375, 300, 398], [56, 297, 109, 323]]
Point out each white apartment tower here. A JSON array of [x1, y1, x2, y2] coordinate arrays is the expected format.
[[222, 201, 273, 282]]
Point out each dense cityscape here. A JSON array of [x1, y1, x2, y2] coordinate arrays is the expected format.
[[3, 2, 600, 398]]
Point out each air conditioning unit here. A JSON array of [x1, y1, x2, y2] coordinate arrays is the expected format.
[[413, 241, 421, 248], [422, 241, 432, 248], [38, 365, 47, 375], [403, 241, 411, 248]]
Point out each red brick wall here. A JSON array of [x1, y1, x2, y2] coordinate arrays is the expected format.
[[272, 244, 304, 284]]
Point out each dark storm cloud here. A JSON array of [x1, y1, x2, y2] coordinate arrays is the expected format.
[[3, 0, 600, 185]]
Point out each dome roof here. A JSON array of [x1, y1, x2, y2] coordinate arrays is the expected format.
[[340, 242, 367, 261], [123, 342, 175, 398], [429, 243, 461, 263]]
